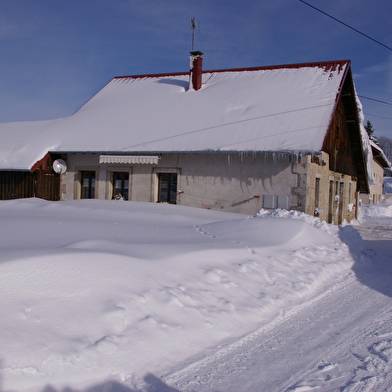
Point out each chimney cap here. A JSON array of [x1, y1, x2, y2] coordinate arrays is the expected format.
[[190, 50, 204, 56]]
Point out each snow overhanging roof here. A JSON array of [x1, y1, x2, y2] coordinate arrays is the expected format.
[[0, 60, 354, 170], [370, 141, 391, 168]]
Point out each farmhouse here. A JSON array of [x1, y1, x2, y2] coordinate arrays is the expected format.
[[0, 56, 374, 224]]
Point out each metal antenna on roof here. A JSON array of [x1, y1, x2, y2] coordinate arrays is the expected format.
[[190, 17, 197, 52]]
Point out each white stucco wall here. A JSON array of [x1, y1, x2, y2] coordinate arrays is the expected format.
[[58, 151, 358, 222], [59, 152, 298, 215]]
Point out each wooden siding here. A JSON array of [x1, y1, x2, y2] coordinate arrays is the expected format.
[[35, 171, 61, 201], [0, 171, 35, 200], [0, 171, 60, 201], [323, 98, 357, 176], [322, 68, 368, 193]]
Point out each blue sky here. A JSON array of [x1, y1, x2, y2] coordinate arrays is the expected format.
[[1, 0, 392, 137]]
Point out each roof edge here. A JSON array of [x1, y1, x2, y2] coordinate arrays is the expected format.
[[113, 59, 351, 81], [48, 150, 323, 156]]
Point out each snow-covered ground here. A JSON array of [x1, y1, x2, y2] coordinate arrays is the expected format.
[[1, 198, 392, 392]]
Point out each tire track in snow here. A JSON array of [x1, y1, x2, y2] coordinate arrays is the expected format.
[[281, 300, 392, 391], [280, 222, 392, 392], [162, 250, 392, 391], [161, 270, 360, 392]]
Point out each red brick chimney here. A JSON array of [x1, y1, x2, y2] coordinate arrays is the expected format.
[[189, 51, 203, 91]]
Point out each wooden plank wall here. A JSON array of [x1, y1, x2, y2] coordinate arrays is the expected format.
[[0, 171, 35, 200], [35, 171, 60, 201], [0, 171, 60, 201], [323, 98, 357, 176]]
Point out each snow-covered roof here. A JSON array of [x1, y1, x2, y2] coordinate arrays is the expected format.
[[370, 140, 391, 168], [0, 60, 353, 170]]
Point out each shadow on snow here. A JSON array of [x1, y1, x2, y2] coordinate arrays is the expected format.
[[339, 225, 392, 298], [36, 373, 181, 392]]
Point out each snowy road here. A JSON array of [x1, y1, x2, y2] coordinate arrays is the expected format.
[[159, 209, 392, 392]]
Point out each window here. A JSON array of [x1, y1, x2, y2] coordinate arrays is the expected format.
[[314, 178, 320, 208], [338, 182, 344, 224], [277, 195, 290, 209], [328, 180, 334, 223], [262, 195, 289, 209], [158, 173, 177, 204], [262, 195, 275, 209], [314, 178, 321, 216], [81, 171, 95, 199], [113, 172, 129, 200]]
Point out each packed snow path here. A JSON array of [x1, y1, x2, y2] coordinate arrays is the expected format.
[[158, 205, 392, 392]]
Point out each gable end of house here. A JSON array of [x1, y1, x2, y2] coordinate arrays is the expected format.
[[322, 65, 369, 194]]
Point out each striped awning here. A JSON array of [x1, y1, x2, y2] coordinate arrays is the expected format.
[[99, 155, 159, 164]]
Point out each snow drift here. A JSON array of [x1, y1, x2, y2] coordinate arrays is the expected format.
[[0, 199, 359, 391]]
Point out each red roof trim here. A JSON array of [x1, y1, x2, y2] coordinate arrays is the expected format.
[[31, 152, 50, 173], [113, 60, 351, 81]]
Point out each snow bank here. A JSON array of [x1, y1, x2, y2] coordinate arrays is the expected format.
[[255, 208, 337, 233], [0, 199, 357, 391], [354, 202, 392, 225]]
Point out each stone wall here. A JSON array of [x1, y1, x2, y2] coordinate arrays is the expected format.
[[300, 152, 358, 224]]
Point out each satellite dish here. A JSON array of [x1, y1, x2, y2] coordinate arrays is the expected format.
[[52, 159, 67, 174]]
